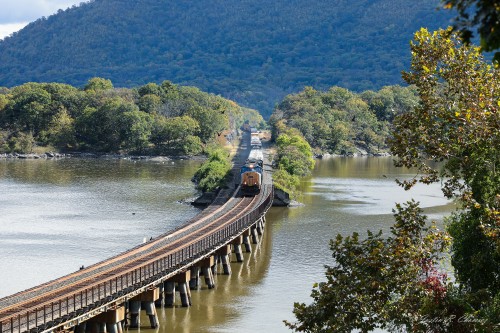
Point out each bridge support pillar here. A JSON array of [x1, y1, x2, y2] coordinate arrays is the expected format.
[[200, 256, 215, 288], [105, 323, 118, 333], [165, 271, 192, 307], [75, 322, 86, 333], [87, 306, 125, 332], [189, 266, 200, 290], [164, 281, 175, 307], [178, 282, 191, 307], [154, 283, 164, 307], [251, 226, 259, 244], [214, 255, 221, 274], [128, 301, 141, 328], [217, 245, 232, 275], [128, 289, 159, 328], [232, 236, 244, 262], [142, 301, 159, 328], [256, 218, 264, 235], [243, 229, 252, 253]]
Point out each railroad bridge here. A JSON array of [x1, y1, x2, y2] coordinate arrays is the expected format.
[[0, 140, 274, 333]]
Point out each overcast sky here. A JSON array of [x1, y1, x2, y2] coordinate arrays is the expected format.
[[0, 0, 83, 39]]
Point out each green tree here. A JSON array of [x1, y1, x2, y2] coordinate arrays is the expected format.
[[194, 146, 232, 192], [4, 83, 52, 135], [390, 27, 500, 327], [443, 0, 500, 60], [285, 201, 459, 333], [47, 108, 76, 149], [151, 115, 200, 153], [84, 77, 113, 92], [120, 110, 154, 153]]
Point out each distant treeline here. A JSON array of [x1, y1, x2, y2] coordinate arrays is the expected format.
[[0, 78, 262, 155], [270, 85, 419, 155]]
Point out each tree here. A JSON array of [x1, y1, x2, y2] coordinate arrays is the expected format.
[[285, 201, 458, 333], [390, 27, 500, 328], [443, 0, 500, 60], [285, 28, 499, 333], [84, 77, 113, 92]]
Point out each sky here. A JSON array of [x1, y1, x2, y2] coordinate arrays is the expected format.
[[0, 0, 83, 39]]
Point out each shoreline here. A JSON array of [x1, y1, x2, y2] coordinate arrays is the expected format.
[[0, 152, 208, 161]]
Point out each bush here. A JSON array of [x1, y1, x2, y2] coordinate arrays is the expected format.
[[194, 146, 232, 192]]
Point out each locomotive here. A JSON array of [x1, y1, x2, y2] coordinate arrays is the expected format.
[[240, 148, 264, 196]]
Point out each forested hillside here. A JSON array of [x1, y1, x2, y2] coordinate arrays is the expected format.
[[0, 0, 451, 117]]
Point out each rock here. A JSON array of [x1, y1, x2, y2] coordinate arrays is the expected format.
[[150, 156, 170, 162], [192, 192, 217, 207], [273, 188, 291, 207], [178, 196, 198, 205], [288, 200, 305, 207]]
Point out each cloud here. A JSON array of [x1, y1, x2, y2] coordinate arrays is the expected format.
[[0, 0, 83, 24], [0, 22, 29, 39]]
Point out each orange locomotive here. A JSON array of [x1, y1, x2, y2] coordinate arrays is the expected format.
[[240, 149, 264, 196]]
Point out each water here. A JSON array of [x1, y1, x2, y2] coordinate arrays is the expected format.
[[0, 156, 453, 332]]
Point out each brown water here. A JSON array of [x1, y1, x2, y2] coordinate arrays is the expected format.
[[0, 156, 453, 332]]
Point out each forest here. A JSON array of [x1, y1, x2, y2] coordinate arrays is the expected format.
[[269, 85, 419, 155], [0, 78, 255, 155], [0, 0, 452, 117]]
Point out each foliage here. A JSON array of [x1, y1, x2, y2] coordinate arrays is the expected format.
[[284, 201, 478, 333], [271, 128, 315, 198], [272, 168, 300, 199], [443, 0, 500, 61], [0, 0, 452, 117], [0, 79, 241, 154], [390, 27, 500, 329], [275, 130, 315, 177], [84, 77, 113, 92], [270, 85, 418, 154], [193, 146, 232, 192]]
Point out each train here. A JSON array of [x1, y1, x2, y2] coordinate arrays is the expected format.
[[240, 148, 264, 196]]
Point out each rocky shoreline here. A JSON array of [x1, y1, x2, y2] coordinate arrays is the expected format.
[[315, 151, 391, 158], [0, 152, 207, 161]]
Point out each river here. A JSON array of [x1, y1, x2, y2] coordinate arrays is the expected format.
[[0, 156, 453, 332]]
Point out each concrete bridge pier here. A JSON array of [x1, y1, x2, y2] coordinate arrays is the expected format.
[[75, 322, 86, 333], [243, 229, 252, 253], [189, 266, 200, 290], [142, 301, 159, 328], [256, 218, 264, 235], [178, 282, 191, 307], [128, 301, 141, 328], [154, 283, 164, 307], [164, 281, 175, 307], [165, 271, 192, 307], [212, 255, 220, 275], [84, 306, 125, 333], [232, 236, 244, 262], [217, 245, 232, 275], [251, 226, 259, 244], [200, 256, 215, 289], [105, 323, 118, 333], [128, 289, 160, 328]]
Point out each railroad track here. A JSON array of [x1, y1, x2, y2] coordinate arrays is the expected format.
[[0, 192, 256, 309]]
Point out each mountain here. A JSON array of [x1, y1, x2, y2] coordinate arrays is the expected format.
[[0, 0, 452, 117]]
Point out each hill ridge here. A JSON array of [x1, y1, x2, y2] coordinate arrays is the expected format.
[[0, 0, 452, 117]]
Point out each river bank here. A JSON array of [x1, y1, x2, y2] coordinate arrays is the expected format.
[[0, 152, 208, 161]]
